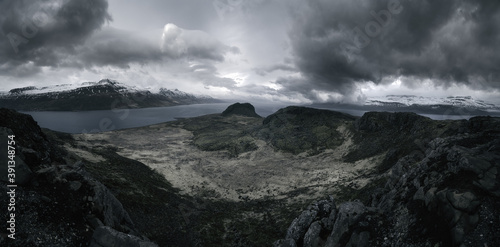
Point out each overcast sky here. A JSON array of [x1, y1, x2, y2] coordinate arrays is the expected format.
[[0, 0, 499, 104]]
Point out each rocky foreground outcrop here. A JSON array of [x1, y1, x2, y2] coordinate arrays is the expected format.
[[0, 108, 158, 246], [273, 116, 500, 246]]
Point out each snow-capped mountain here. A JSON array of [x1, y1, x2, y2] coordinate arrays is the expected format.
[[0, 79, 220, 111], [365, 95, 498, 110]]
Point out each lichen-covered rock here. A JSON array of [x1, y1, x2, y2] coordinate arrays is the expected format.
[[285, 209, 318, 242], [303, 221, 322, 247], [325, 201, 367, 246], [91, 178, 135, 231]]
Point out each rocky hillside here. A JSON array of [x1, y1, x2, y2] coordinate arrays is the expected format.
[[0, 79, 220, 111], [0, 108, 158, 246], [273, 116, 500, 247], [1, 103, 499, 246]]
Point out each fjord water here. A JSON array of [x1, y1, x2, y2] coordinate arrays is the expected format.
[[23, 103, 286, 133], [23, 103, 482, 133]]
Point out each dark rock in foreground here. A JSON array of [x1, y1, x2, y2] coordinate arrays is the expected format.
[[0, 108, 157, 247], [222, 102, 261, 118]]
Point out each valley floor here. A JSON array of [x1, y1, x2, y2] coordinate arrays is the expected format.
[[61, 114, 385, 246], [71, 117, 382, 203]]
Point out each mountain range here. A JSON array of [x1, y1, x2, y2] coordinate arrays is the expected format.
[[0, 79, 221, 111], [365, 95, 498, 109], [310, 95, 500, 117], [1, 79, 499, 117]]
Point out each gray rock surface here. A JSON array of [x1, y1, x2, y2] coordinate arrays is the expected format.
[[89, 226, 158, 247], [303, 221, 322, 247], [273, 238, 297, 247], [285, 209, 318, 242], [325, 201, 368, 247]]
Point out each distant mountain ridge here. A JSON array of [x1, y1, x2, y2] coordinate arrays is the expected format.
[[365, 95, 498, 110], [0, 79, 221, 111], [311, 95, 500, 118]]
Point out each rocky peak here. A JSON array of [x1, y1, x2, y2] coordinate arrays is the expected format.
[[222, 102, 261, 118], [97, 79, 117, 86]]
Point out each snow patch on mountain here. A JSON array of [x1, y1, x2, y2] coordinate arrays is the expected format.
[[4, 79, 140, 95], [1, 79, 212, 100]]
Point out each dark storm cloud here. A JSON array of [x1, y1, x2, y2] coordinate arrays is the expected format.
[[0, 0, 237, 78], [287, 0, 500, 100], [0, 0, 111, 71]]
